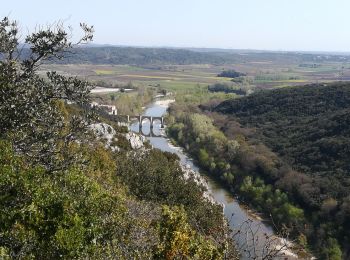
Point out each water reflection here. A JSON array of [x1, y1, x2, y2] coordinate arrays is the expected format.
[[131, 121, 164, 137]]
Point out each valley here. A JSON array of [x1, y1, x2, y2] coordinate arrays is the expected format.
[[2, 2, 350, 259], [37, 48, 350, 259]]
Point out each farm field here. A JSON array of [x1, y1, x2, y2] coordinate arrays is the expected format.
[[41, 56, 350, 93]]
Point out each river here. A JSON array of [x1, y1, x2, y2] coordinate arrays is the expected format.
[[130, 99, 298, 259]]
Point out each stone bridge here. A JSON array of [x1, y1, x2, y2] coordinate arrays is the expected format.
[[116, 115, 164, 129], [89, 104, 164, 137]]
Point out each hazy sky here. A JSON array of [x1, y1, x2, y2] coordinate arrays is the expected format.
[[1, 0, 350, 52]]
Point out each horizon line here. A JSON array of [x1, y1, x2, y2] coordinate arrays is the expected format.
[[85, 43, 350, 56]]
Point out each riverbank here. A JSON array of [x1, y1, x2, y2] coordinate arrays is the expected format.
[[154, 99, 175, 107], [91, 87, 133, 93], [168, 138, 302, 259], [131, 99, 304, 259]]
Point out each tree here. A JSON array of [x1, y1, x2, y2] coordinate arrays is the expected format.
[[217, 70, 246, 78], [198, 148, 209, 167], [321, 238, 342, 260], [154, 205, 224, 260], [0, 17, 94, 171], [226, 139, 240, 161]]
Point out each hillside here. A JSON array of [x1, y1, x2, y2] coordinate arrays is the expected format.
[[214, 83, 350, 257], [0, 17, 236, 259], [215, 83, 350, 177]]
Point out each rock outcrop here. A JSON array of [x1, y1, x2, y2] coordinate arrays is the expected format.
[[125, 132, 146, 150], [88, 123, 120, 152], [89, 123, 145, 151]]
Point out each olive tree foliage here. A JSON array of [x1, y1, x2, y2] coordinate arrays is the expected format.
[[0, 17, 94, 171]]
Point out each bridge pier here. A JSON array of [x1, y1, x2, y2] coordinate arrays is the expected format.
[[150, 117, 153, 129], [150, 116, 164, 129]]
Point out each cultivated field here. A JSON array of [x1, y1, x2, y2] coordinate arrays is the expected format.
[[41, 57, 350, 93]]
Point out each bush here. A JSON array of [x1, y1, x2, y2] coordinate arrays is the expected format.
[[0, 140, 129, 259]]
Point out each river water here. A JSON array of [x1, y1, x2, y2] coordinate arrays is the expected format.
[[130, 100, 298, 259]]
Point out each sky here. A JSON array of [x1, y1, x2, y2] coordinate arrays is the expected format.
[[1, 0, 350, 52]]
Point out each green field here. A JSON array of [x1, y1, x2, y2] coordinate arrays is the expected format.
[[41, 57, 350, 94]]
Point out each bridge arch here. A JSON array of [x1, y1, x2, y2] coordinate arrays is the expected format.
[[140, 127, 151, 137], [151, 117, 164, 128], [140, 116, 152, 126]]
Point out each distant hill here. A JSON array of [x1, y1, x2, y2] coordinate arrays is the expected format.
[[21, 46, 349, 65], [52, 47, 234, 65]]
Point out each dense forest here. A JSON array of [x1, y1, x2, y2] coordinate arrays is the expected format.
[[213, 83, 350, 258], [0, 18, 236, 259], [166, 82, 350, 259], [215, 83, 350, 177]]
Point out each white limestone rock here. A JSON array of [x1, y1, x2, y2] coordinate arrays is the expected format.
[[125, 132, 145, 150], [88, 123, 120, 152], [180, 164, 216, 204], [89, 123, 146, 151]]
